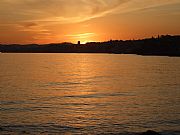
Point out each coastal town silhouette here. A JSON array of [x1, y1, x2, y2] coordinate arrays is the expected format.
[[1, 35, 180, 56]]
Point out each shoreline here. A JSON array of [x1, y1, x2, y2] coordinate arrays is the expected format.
[[1, 52, 180, 57]]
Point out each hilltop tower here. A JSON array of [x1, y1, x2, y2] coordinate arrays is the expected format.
[[78, 41, 80, 45]]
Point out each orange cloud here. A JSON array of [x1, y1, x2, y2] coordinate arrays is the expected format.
[[0, 0, 179, 44]]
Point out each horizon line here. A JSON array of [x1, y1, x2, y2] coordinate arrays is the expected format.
[[1, 34, 179, 45]]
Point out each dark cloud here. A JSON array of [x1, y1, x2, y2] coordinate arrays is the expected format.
[[22, 22, 38, 28]]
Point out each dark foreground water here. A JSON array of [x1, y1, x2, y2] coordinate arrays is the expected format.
[[0, 53, 180, 135]]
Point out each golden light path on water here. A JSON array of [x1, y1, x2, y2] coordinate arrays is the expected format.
[[0, 54, 180, 134]]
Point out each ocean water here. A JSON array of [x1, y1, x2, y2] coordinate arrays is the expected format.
[[0, 53, 180, 135]]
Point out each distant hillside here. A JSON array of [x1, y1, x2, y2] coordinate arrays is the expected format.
[[0, 35, 180, 56]]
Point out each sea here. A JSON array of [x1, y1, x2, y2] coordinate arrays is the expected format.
[[0, 53, 180, 135]]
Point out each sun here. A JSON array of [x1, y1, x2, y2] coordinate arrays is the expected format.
[[66, 32, 96, 44], [79, 40, 94, 44]]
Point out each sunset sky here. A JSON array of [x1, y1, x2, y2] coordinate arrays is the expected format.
[[0, 0, 180, 44]]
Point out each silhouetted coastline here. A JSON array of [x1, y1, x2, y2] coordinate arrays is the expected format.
[[0, 35, 180, 57]]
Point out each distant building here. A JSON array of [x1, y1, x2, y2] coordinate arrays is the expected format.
[[78, 41, 80, 45]]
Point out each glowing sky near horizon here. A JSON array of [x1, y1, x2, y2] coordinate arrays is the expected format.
[[0, 0, 180, 44]]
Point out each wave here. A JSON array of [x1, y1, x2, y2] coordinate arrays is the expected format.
[[0, 124, 180, 135]]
